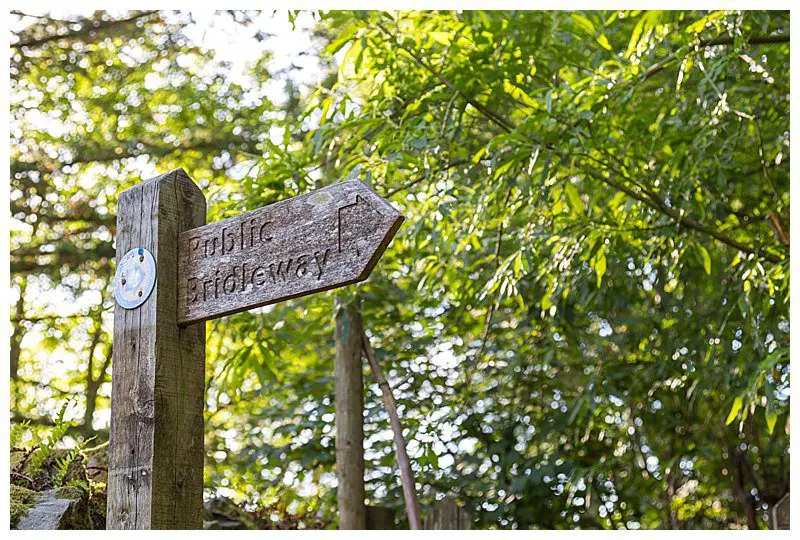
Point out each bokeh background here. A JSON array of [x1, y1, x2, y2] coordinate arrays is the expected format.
[[9, 10, 789, 529]]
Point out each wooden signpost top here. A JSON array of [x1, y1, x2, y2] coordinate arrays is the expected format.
[[177, 180, 404, 325], [109, 171, 404, 529]]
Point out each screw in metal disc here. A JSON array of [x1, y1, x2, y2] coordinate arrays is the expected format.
[[114, 247, 156, 309]]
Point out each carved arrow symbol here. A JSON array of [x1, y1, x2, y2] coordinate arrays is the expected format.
[[337, 194, 383, 257]]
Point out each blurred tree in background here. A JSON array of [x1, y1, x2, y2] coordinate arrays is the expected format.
[[9, 9, 789, 529]]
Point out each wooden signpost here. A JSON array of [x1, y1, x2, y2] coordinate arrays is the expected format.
[[177, 179, 403, 325], [108, 169, 403, 529]]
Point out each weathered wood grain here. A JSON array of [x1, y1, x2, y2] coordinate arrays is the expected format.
[[108, 169, 206, 529], [771, 492, 789, 529], [423, 498, 472, 530], [334, 296, 366, 530], [177, 180, 403, 326]]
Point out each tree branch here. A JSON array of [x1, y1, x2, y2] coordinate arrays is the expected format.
[[375, 22, 785, 264], [12, 10, 160, 49], [641, 33, 789, 81], [584, 168, 781, 263], [374, 22, 514, 134], [384, 158, 470, 198], [361, 331, 422, 530], [477, 188, 513, 362]]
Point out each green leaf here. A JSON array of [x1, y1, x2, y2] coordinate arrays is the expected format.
[[766, 410, 778, 434], [341, 37, 364, 75], [503, 79, 538, 109], [695, 243, 711, 275], [597, 34, 612, 51], [325, 22, 357, 55], [686, 11, 724, 35], [726, 396, 743, 425], [564, 183, 585, 216], [571, 13, 595, 35], [430, 32, 452, 46], [594, 253, 607, 288], [624, 15, 645, 58]]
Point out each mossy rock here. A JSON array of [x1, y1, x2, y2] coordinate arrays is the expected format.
[[83, 441, 109, 484], [14, 489, 76, 530], [11, 442, 107, 529], [56, 485, 85, 501], [11, 484, 39, 504], [11, 485, 40, 528], [55, 484, 92, 530], [11, 501, 29, 528], [203, 496, 263, 529], [11, 448, 29, 471], [25, 448, 88, 492], [88, 486, 107, 530]]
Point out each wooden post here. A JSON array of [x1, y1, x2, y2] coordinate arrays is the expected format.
[[423, 498, 472, 530], [334, 295, 366, 529], [366, 506, 396, 529], [107, 169, 206, 529], [771, 492, 789, 529]]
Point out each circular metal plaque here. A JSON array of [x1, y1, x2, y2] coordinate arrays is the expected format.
[[114, 247, 157, 309]]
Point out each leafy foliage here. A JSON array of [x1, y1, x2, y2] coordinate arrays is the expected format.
[[10, 9, 789, 530], [9, 400, 106, 529], [25, 402, 74, 473]]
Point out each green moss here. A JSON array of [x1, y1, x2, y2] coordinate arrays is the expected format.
[[55, 483, 93, 529], [56, 486, 85, 501], [10, 485, 40, 528], [11, 501, 27, 528], [88, 490, 106, 530], [11, 449, 27, 470], [83, 441, 109, 462], [11, 485, 38, 504]]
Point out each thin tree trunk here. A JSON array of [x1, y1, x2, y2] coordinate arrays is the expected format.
[[10, 276, 28, 381], [731, 447, 759, 529], [334, 295, 366, 529], [84, 344, 113, 436], [361, 331, 422, 530]]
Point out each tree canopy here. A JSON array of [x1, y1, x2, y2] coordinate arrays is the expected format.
[[9, 9, 789, 529]]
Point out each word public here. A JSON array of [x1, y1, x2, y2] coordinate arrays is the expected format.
[[187, 218, 273, 258]]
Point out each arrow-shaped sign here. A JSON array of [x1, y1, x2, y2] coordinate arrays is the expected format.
[[176, 180, 404, 325]]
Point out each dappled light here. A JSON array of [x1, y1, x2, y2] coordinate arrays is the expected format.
[[9, 9, 790, 530]]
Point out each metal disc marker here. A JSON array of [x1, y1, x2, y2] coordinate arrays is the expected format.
[[114, 247, 157, 309]]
